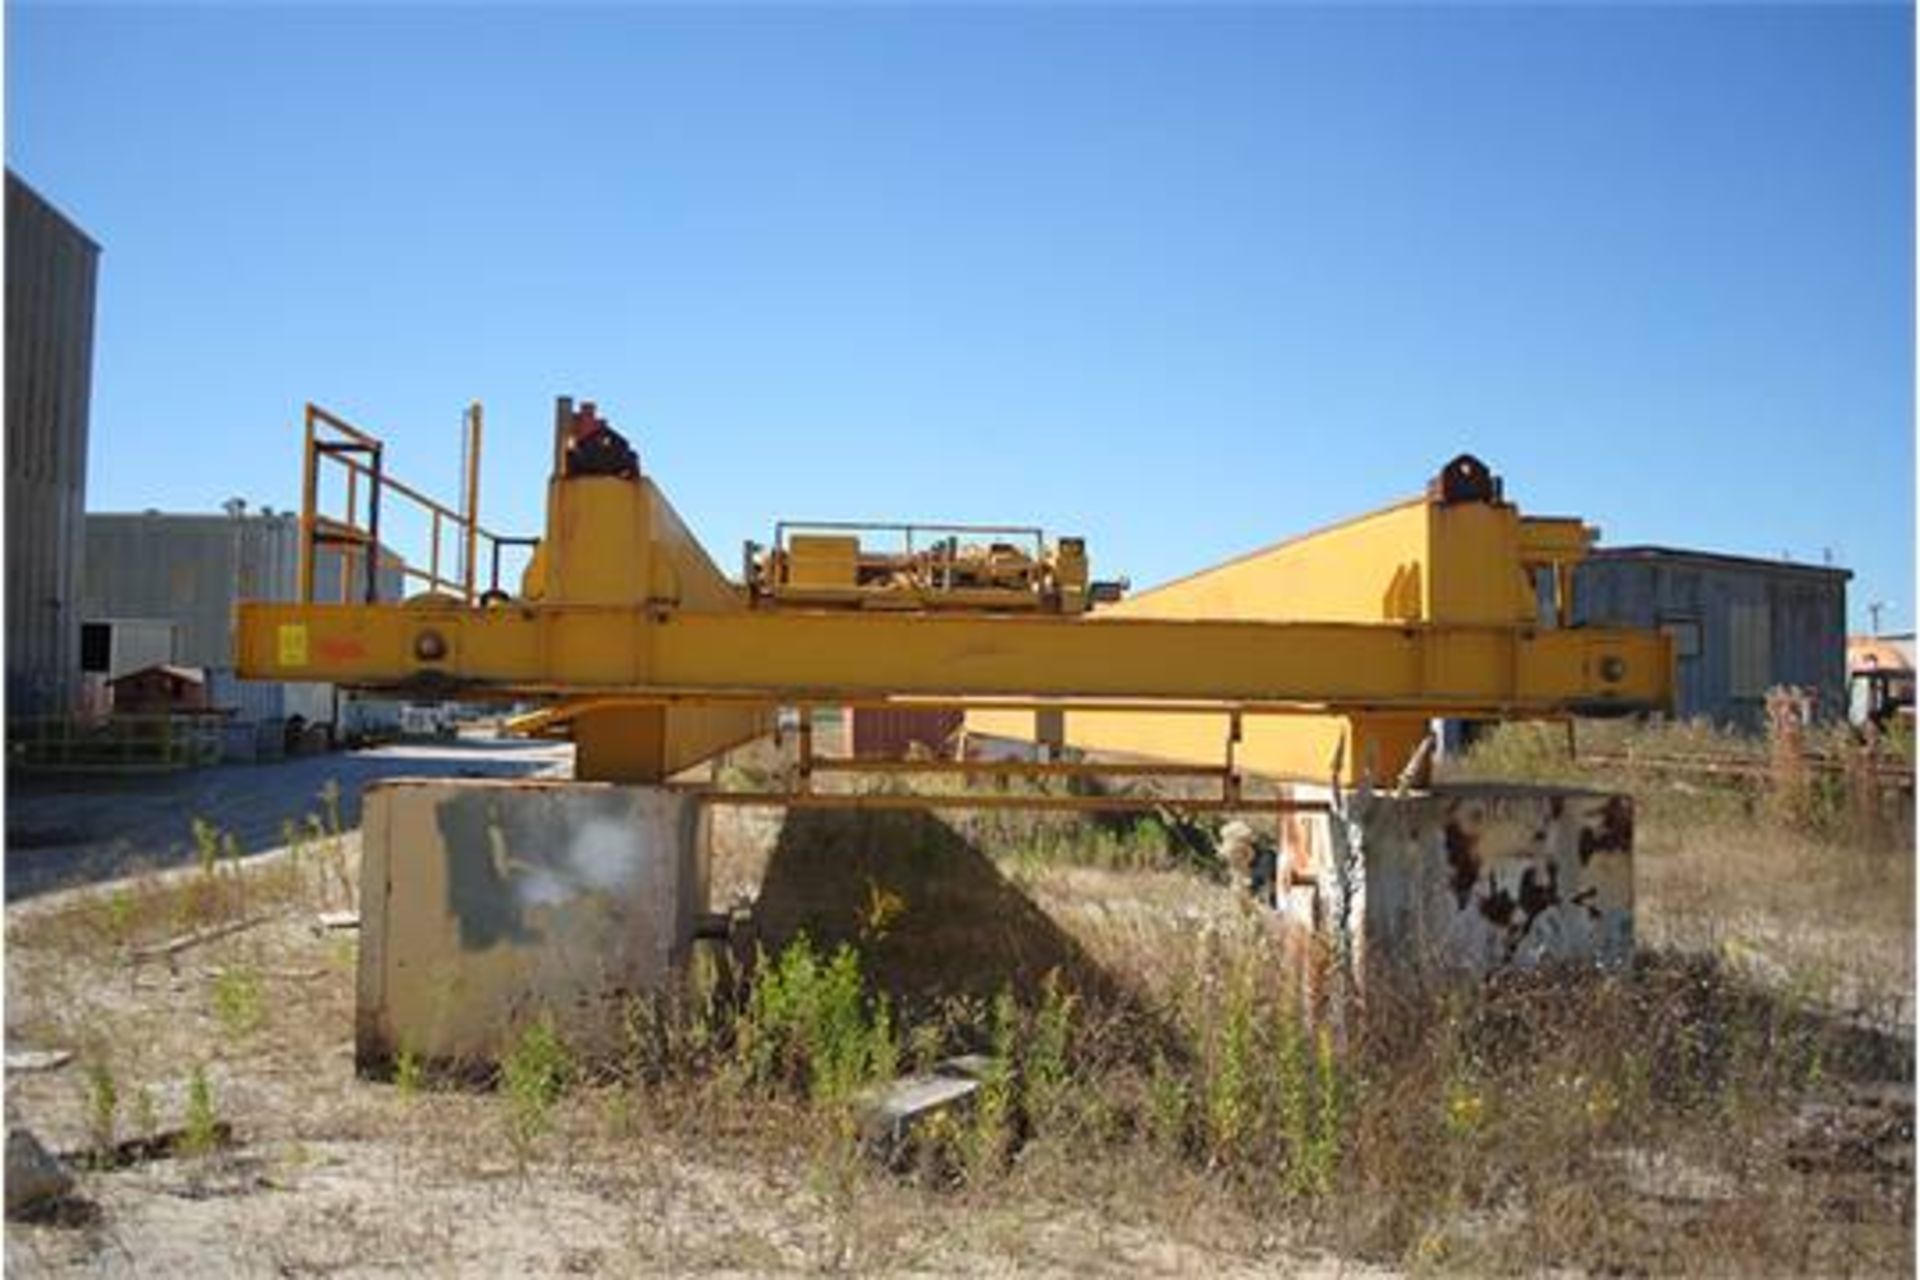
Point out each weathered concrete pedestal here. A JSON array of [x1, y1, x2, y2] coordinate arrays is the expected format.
[[355, 779, 705, 1075], [1270, 783, 1635, 998]]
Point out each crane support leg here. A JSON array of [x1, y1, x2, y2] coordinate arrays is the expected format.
[[572, 705, 669, 783]]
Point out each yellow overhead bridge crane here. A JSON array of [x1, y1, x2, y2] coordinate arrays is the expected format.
[[234, 400, 1672, 801]]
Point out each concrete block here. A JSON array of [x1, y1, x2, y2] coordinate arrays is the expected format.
[[1273, 782, 1633, 990], [356, 778, 705, 1074]]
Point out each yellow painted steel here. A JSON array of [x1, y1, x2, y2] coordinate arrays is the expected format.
[[786, 535, 861, 589], [240, 601, 1665, 708], [466, 419, 767, 779], [520, 469, 763, 780], [965, 707, 1433, 787], [966, 456, 1622, 782], [749, 522, 1091, 613], [239, 404, 1671, 785]]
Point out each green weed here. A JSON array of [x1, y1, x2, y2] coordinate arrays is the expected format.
[[212, 964, 265, 1039], [1203, 964, 1256, 1165], [1024, 968, 1075, 1132], [502, 1014, 573, 1147], [1146, 1047, 1189, 1154], [964, 988, 1019, 1183], [738, 936, 893, 1106], [182, 1064, 220, 1156], [395, 1045, 424, 1098], [102, 889, 138, 946], [84, 1058, 118, 1155], [1306, 1025, 1344, 1193], [1275, 998, 1315, 1192], [191, 817, 221, 878], [132, 1083, 158, 1139]]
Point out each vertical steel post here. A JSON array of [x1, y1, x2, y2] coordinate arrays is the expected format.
[[298, 404, 319, 603], [797, 709, 814, 794], [1224, 710, 1244, 805], [365, 443, 384, 605], [463, 402, 483, 602], [553, 397, 572, 480]]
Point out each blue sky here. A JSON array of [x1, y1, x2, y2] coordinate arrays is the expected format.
[[8, 3, 1913, 629]]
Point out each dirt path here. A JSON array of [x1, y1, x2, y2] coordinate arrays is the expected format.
[[4, 738, 571, 901]]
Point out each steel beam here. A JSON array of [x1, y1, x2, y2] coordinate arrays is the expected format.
[[235, 601, 1667, 714]]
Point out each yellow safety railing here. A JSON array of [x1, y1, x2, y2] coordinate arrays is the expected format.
[[298, 402, 531, 605]]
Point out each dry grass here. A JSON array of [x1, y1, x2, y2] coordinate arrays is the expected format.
[[1447, 718, 1916, 1025], [5, 729, 1914, 1276]]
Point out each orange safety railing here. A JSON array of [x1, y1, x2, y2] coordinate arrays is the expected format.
[[298, 402, 532, 605]]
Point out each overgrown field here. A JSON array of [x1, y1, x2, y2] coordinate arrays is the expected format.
[[5, 727, 1913, 1276]]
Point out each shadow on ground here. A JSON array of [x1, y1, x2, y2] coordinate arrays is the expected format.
[[753, 809, 1129, 1019]]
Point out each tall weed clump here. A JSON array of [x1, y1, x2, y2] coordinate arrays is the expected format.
[[736, 936, 897, 1107], [502, 1014, 574, 1149]]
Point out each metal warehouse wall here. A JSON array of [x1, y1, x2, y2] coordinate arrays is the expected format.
[[83, 513, 303, 667], [5, 173, 100, 715], [82, 512, 401, 668], [1574, 551, 1849, 730]]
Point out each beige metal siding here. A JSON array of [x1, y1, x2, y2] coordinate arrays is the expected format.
[[82, 512, 392, 669], [5, 173, 100, 714], [82, 515, 275, 668]]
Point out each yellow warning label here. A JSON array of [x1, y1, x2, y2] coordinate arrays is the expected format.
[[277, 623, 309, 667]]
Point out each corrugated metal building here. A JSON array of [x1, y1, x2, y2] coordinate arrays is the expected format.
[[1573, 546, 1850, 729], [5, 172, 100, 715], [83, 511, 303, 667], [81, 509, 402, 727]]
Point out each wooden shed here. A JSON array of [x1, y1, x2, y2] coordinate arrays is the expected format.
[[108, 663, 209, 715]]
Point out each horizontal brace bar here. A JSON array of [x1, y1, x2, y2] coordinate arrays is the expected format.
[[807, 757, 1231, 779], [364, 685, 1599, 720], [320, 450, 512, 543], [308, 404, 383, 448], [775, 520, 1045, 538], [698, 790, 1328, 815], [1581, 751, 1915, 787]]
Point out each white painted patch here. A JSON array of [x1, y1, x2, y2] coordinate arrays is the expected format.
[[568, 817, 647, 893], [511, 814, 650, 911]]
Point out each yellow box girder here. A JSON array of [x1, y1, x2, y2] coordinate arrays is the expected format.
[[237, 599, 1666, 715], [961, 452, 1647, 781]]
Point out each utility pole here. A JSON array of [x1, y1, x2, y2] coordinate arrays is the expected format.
[[1868, 600, 1886, 635]]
